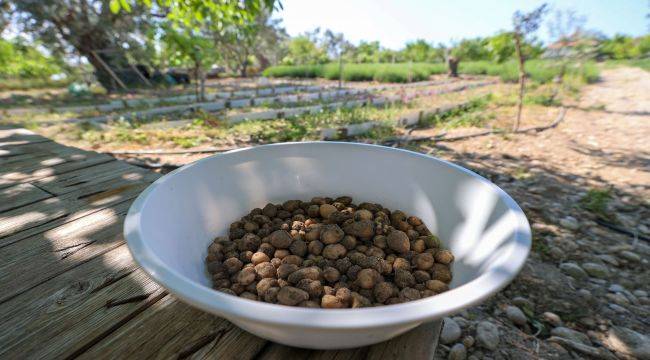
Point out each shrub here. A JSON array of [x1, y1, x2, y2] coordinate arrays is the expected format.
[[263, 60, 598, 84]]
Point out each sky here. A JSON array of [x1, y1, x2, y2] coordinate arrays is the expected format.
[[275, 0, 649, 49]]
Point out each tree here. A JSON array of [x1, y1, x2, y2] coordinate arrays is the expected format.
[[11, 0, 276, 92], [281, 36, 328, 65], [322, 30, 352, 88], [162, 26, 217, 100], [212, 11, 287, 77], [454, 38, 490, 61], [0, 38, 64, 78], [402, 39, 434, 62], [352, 41, 381, 63], [512, 3, 548, 131], [378, 48, 400, 63], [486, 32, 516, 63], [12, 0, 151, 91], [599, 35, 642, 59]]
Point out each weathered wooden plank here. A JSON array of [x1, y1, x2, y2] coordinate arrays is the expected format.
[[0, 142, 100, 172], [0, 128, 51, 147], [0, 167, 157, 243], [0, 200, 132, 302], [0, 138, 74, 159], [191, 326, 267, 360], [0, 151, 59, 170], [0, 183, 52, 213], [256, 345, 313, 360], [257, 322, 440, 360], [33, 159, 148, 195], [0, 150, 114, 189], [77, 294, 268, 360], [363, 321, 440, 360], [0, 245, 166, 359]]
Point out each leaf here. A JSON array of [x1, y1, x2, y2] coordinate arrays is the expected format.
[[118, 0, 132, 12], [109, 0, 121, 13]]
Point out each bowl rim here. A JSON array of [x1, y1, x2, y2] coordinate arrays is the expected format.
[[124, 141, 531, 329]]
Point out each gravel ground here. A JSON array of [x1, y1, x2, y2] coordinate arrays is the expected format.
[[424, 67, 649, 359]]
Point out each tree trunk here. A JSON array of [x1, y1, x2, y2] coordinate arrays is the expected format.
[[200, 70, 206, 102], [194, 64, 200, 101], [447, 56, 459, 77], [240, 63, 247, 77], [257, 54, 270, 71], [513, 32, 526, 132], [72, 29, 135, 93]]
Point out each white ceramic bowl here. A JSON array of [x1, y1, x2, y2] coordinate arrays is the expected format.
[[124, 142, 531, 349]]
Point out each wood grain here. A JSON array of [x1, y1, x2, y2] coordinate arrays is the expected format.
[[0, 169, 157, 244], [77, 295, 268, 360], [0, 245, 166, 359], [257, 321, 440, 360], [0, 150, 114, 189], [33, 160, 144, 195], [0, 128, 51, 146], [0, 182, 52, 213], [0, 200, 133, 302]]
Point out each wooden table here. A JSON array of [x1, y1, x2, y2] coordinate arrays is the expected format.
[[0, 128, 441, 359]]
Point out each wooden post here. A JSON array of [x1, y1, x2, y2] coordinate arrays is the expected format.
[[128, 62, 152, 87], [91, 51, 128, 91]]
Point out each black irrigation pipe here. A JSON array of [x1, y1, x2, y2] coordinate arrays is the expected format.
[[595, 218, 650, 242]]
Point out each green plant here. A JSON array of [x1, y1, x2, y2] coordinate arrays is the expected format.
[[580, 188, 613, 220], [423, 96, 491, 128], [264, 62, 446, 83], [172, 136, 204, 148]]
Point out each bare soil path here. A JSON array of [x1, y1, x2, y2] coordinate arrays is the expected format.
[[428, 67, 649, 359]]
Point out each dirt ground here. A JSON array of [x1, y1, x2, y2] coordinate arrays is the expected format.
[[423, 67, 649, 359]]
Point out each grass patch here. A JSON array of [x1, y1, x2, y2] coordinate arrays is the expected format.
[[0, 77, 74, 91], [580, 188, 613, 220], [423, 95, 492, 128], [230, 105, 403, 141]]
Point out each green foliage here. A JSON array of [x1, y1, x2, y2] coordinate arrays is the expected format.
[[265, 60, 600, 85], [580, 188, 613, 220], [0, 39, 63, 79], [457, 60, 599, 84], [486, 32, 516, 63], [281, 36, 329, 65], [599, 34, 648, 60], [0, 78, 72, 91], [402, 39, 441, 62], [264, 63, 447, 83], [453, 38, 490, 61], [115, 0, 277, 30], [350, 41, 381, 63], [228, 105, 401, 142], [372, 66, 427, 83], [161, 25, 218, 73], [423, 96, 492, 128]]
